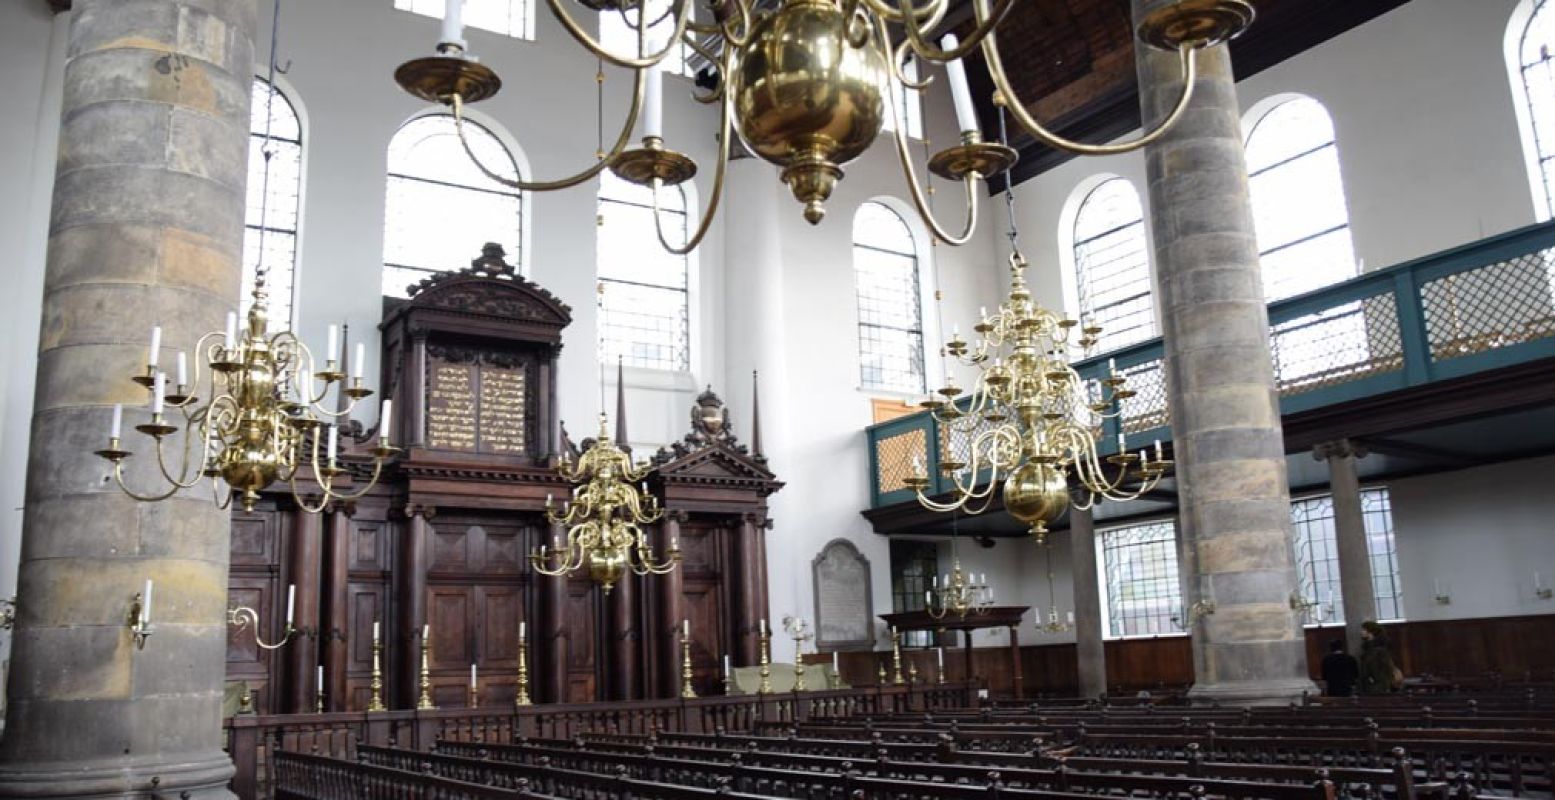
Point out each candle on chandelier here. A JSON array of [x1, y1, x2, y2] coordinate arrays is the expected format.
[[1107, 357, 1117, 376], [142, 579, 154, 625], [979, 306, 987, 319], [924, 589, 932, 605], [151, 372, 165, 415], [326, 324, 339, 365], [225, 311, 238, 349], [327, 425, 339, 464], [1154, 440, 1163, 461], [176, 351, 188, 389], [381, 400, 393, 444], [1066, 611, 1074, 625], [353, 343, 365, 380], [110, 403, 122, 440], [1117, 432, 1126, 453], [148, 325, 162, 369], [285, 584, 296, 626], [939, 33, 979, 135], [643, 59, 664, 140], [441, 0, 465, 48]]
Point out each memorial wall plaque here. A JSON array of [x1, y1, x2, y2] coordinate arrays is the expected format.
[[812, 539, 874, 650], [427, 363, 478, 452], [478, 367, 526, 454]]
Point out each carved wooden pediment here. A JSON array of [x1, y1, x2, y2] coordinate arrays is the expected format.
[[383, 243, 572, 338], [657, 443, 781, 492]]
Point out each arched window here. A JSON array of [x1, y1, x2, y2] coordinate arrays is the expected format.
[[1071, 178, 1154, 351], [243, 77, 303, 328], [1245, 96, 1357, 301], [382, 115, 523, 298], [1513, 0, 1555, 219], [395, 0, 534, 41], [854, 202, 925, 393], [597, 172, 690, 371]]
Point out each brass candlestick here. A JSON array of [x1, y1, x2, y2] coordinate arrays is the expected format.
[[680, 632, 698, 699], [877, 663, 887, 686], [417, 634, 435, 709], [469, 683, 479, 709], [315, 693, 325, 714], [792, 639, 807, 692], [891, 630, 905, 685], [758, 627, 773, 694], [515, 638, 533, 707], [909, 662, 919, 685], [368, 633, 387, 712], [723, 659, 740, 696]]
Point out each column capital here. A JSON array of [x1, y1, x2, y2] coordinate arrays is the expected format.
[[1313, 439, 1368, 461], [665, 508, 690, 523], [403, 503, 437, 520]]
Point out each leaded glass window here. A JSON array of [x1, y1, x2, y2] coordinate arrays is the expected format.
[[1518, 0, 1555, 219], [854, 202, 925, 393], [243, 78, 303, 328], [881, 58, 924, 140], [890, 540, 938, 648], [1071, 178, 1154, 352], [1101, 520, 1182, 638], [1291, 488, 1403, 625], [1246, 97, 1358, 301], [598, 172, 690, 371], [395, 0, 533, 40], [383, 115, 523, 298]]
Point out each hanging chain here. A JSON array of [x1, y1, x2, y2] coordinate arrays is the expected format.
[[252, 0, 287, 292], [999, 105, 1020, 253]]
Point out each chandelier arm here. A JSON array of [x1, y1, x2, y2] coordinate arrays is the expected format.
[[544, 0, 692, 70], [891, 41, 934, 91], [151, 412, 208, 490], [110, 460, 184, 503], [859, 0, 947, 26], [877, 0, 1017, 64], [648, 92, 730, 255], [977, 0, 1199, 155], [450, 70, 643, 192], [318, 457, 388, 505], [714, 0, 756, 51]]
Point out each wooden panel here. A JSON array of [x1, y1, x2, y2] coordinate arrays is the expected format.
[[480, 586, 522, 665], [429, 587, 474, 668], [683, 581, 722, 694], [230, 512, 277, 567], [483, 528, 523, 574], [564, 579, 598, 703], [430, 524, 472, 573], [351, 520, 387, 572], [676, 523, 720, 575]]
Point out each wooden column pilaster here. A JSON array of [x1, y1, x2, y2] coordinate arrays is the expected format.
[[398, 505, 433, 708], [658, 511, 686, 698], [612, 569, 640, 701], [286, 502, 323, 714], [542, 521, 568, 703], [322, 503, 353, 711]]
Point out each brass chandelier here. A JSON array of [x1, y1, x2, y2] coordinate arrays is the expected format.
[[904, 248, 1171, 543], [925, 560, 991, 619], [393, 0, 1252, 252], [95, 14, 397, 514], [531, 414, 680, 592]]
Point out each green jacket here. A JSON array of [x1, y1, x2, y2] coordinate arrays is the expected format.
[[1358, 638, 1398, 695]]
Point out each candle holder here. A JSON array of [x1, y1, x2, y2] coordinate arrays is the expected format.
[[227, 605, 296, 651], [238, 686, 255, 715], [908, 662, 920, 685], [937, 662, 946, 685], [128, 592, 154, 651], [890, 630, 905, 686], [723, 657, 742, 696], [368, 634, 387, 712], [680, 631, 698, 699], [515, 638, 533, 707], [782, 616, 812, 693], [468, 683, 479, 709], [315, 692, 325, 714], [877, 663, 888, 686], [417, 634, 436, 710], [758, 627, 773, 695]]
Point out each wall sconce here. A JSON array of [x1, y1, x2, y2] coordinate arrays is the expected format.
[[1173, 599, 1217, 630], [227, 582, 298, 650], [0, 597, 15, 630], [1536, 572, 1552, 601], [1288, 592, 1318, 615], [128, 580, 153, 650], [1433, 579, 1451, 605]]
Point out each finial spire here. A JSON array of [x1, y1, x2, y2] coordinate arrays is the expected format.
[[615, 356, 629, 454], [751, 369, 764, 461], [336, 321, 352, 416]]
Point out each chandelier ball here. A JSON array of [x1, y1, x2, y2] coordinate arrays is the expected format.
[[1002, 461, 1069, 534], [590, 545, 628, 593], [729, 0, 886, 224]]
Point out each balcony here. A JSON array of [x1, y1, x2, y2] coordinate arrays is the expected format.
[[865, 221, 1555, 535]]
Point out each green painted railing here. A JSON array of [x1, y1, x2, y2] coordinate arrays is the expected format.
[[867, 221, 1555, 509]]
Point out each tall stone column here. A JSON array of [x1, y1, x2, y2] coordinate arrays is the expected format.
[[1133, 4, 1311, 702], [1314, 440, 1375, 654], [1068, 508, 1107, 698], [658, 511, 687, 698], [0, 0, 256, 795]]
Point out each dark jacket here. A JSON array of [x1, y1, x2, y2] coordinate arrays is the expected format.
[[1321, 651, 1360, 697], [1358, 637, 1399, 695]]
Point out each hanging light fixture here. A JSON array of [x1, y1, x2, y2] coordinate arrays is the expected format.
[[93, 0, 397, 514], [392, 0, 1252, 252], [530, 414, 680, 592], [903, 109, 1171, 543], [925, 513, 992, 619], [1034, 545, 1072, 635]]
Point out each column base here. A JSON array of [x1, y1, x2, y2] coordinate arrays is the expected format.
[[1187, 677, 1317, 706], [0, 751, 235, 799]]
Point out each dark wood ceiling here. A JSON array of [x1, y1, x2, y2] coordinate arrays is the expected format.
[[954, 0, 1414, 189]]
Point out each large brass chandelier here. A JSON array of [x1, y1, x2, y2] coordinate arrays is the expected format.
[[95, 12, 397, 514], [531, 414, 680, 592], [393, 0, 1252, 252], [904, 249, 1171, 543]]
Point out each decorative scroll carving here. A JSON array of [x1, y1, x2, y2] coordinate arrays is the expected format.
[[653, 386, 754, 462], [812, 539, 874, 651]]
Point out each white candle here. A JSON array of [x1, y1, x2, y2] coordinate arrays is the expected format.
[[759, 619, 766, 635], [643, 63, 664, 140], [110, 404, 123, 440], [176, 351, 188, 388], [1117, 432, 1126, 452], [519, 620, 526, 641], [225, 311, 238, 348], [298, 369, 311, 402], [1155, 440, 1163, 461], [924, 590, 932, 605], [724, 654, 731, 675], [1434, 579, 1444, 597], [936, 647, 944, 668], [142, 579, 153, 625], [327, 425, 338, 463], [317, 665, 324, 695], [373, 621, 380, 642], [148, 326, 162, 368], [285, 584, 296, 626], [1107, 358, 1117, 375], [1066, 611, 1075, 625], [422, 623, 430, 640], [381, 400, 393, 444], [832, 651, 839, 673], [979, 306, 987, 319], [683, 619, 690, 637], [939, 34, 979, 135], [441, 0, 465, 46], [326, 325, 339, 364], [470, 663, 477, 689], [353, 343, 365, 380], [151, 372, 165, 415]]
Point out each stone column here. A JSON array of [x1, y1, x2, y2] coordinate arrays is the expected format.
[[286, 504, 323, 714], [322, 504, 353, 712], [399, 505, 432, 708], [658, 511, 687, 698], [0, 0, 256, 795], [1133, 4, 1312, 702], [1068, 508, 1107, 698], [1314, 440, 1375, 654]]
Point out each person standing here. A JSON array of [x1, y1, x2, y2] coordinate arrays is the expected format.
[[1358, 620, 1401, 695], [1321, 639, 1360, 697]]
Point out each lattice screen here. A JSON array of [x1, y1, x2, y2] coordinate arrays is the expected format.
[[1422, 248, 1555, 361], [874, 427, 927, 495], [1271, 293, 1402, 395]]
